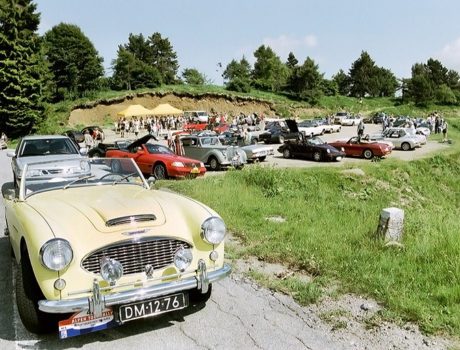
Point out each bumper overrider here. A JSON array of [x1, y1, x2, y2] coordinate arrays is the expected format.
[[38, 261, 231, 316]]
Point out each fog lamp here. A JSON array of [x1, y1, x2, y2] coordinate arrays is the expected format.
[[100, 257, 123, 284], [209, 251, 219, 262], [174, 248, 193, 272], [54, 278, 66, 291]]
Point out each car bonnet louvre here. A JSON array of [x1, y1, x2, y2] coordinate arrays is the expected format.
[[106, 214, 156, 227]]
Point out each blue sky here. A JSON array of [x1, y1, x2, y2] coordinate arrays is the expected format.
[[35, 0, 460, 85]]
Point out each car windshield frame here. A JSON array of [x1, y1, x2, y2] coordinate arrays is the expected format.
[[19, 158, 148, 200]]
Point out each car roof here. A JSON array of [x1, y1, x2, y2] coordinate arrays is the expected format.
[[21, 135, 70, 140]]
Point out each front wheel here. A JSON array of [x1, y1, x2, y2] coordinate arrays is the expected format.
[[363, 149, 374, 159], [278, 136, 285, 144], [153, 163, 167, 179], [313, 151, 322, 162], [282, 148, 291, 158], [401, 142, 411, 151], [258, 156, 266, 162], [208, 156, 221, 171]]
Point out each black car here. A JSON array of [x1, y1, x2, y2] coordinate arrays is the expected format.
[[278, 136, 346, 162], [88, 139, 131, 158], [258, 119, 301, 144], [62, 130, 85, 148], [363, 113, 385, 124]]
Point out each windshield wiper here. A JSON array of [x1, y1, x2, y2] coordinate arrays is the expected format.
[[63, 175, 95, 189], [112, 172, 137, 185]]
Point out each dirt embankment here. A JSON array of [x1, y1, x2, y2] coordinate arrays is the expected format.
[[68, 92, 280, 126]]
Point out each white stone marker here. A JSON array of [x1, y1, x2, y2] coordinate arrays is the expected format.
[[376, 207, 404, 242]]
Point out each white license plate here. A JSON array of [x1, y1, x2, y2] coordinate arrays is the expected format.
[[119, 293, 187, 323]]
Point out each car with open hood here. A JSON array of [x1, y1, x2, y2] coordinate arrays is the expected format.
[[328, 136, 392, 159], [278, 136, 346, 162], [105, 135, 206, 179], [258, 119, 302, 144], [2, 157, 230, 338]]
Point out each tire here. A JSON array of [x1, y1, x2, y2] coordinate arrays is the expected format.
[[111, 159, 121, 173], [208, 156, 220, 171], [16, 251, 57, 333], [363, 149, 374, 159], [313, 151, 322, 162], [189, 284, 212, 305], [153, 163, 167, 179], [258, 156, 266, 162], [337, 127, 341, 133], [278, 136, 285, 144], [401, 142, 411, 151], [89, 150, 102, 158], [282, 148, 291, 159]]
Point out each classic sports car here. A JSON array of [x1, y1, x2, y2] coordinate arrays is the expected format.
[[328, 136, 392, 159], [217, 131, 274, 162], [88, 139, 133, 158], [106, 135, 206, 179], [3, 158, 230, 338], [278, 136, 346, 162], [7, 135, 84, 187], [368, 128, 420, 151], [181, 134, 247, 170], [340, 115, 362, 126]]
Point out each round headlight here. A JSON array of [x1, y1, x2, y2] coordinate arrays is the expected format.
[[40, 239, 73, 271], [201, 217, 226, 245], [100, 257, 123, 283], [174, 248, 193, 272]]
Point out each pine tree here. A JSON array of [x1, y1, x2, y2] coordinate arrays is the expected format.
[[0, 0, 46, 137]]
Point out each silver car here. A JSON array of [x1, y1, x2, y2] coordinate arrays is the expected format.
[[7, 135, 85, 186], [369, 128, 420, 151]]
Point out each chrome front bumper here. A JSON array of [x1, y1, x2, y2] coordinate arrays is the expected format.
[[38, 262, 231, 314]]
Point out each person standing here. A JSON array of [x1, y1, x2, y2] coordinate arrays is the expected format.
[[357, 120, 365, 141], [84, 130, 94, 150], [442, 120, 448, 142], [134, 118, 140, 139]]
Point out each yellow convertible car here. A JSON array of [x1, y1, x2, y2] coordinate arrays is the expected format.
[[3, 158, 230, 338]]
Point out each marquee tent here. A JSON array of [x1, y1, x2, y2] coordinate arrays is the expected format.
[[149, 103, 183, 116], [117, 104, 152, 117]]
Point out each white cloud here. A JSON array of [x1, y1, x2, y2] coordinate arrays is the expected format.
[[262, 34, 318, 59], [436, 37, 460, 72]]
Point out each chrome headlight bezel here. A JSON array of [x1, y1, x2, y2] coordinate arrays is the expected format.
[[100, 257, 123, 284], [40, 238, 73, 271], [174, 247, 193, 272], [201, 217, 226, 245]]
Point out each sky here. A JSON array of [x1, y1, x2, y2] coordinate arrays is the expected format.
[[35, 0, 460, 85]]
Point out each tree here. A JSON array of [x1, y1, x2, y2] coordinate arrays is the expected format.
[[0, 0, 46, 137], [252, 45, 288, 92], [287, 57, 324, 104], [286, 52, 298, 70], [371, 67, 398, 97], [223, 57, 252, 93], [147, 32, 179, 84], [348, 51, 377, 98], [332, 69, 350, 95], [182, 68, 206, 85], [43, 23, 104, 100]]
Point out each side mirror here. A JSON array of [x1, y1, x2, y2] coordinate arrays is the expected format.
[[6, 151, 15, 158], [147, 176, 156, 189], [80, 148, 88, 156], [4, 187, 16, 200]]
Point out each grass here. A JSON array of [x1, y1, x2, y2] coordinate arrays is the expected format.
[[159, 119, 460, 336]]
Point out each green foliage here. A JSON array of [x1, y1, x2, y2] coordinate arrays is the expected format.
[[43, 23, 104, 101], [252, 45, 288, 92], [287, 57, 324, 104], [0, 0, 46, 137], [181, 68, 206, 85], [223, 57, 252, 93], [332, 69, 350, 96]]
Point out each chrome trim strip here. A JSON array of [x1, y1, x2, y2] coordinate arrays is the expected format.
[[106, 214, 156, 227], [38, 263, 231, 314]]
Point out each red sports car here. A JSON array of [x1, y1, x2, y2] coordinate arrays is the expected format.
[[328, 136, 392, 159], [106, 135, 206, 179]]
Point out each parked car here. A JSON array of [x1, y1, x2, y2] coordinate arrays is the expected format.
[[3, 157, 230, 337], [181, 134, 247, 170], [62, 130, 85, 150], [106, 135, 206, 179], [328, 136, 392, 159], [259, 119, 302, 144], [363, 113, 385, 124], [403, 128, 427, 145], [297, 120, 325, 137], [88, 139, 132, 158], [184, 110, 210, 123], [314, 118, 341, 133], [415, 122, 431, 137], [333, 112, 351, 124], [278, 136, 346, 162], [341, 115, 362, 126], [7, 135, 84, 187], [81, 126, 105, 142], [367, 128, 420, 150]]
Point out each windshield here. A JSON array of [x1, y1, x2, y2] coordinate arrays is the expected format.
[[145, 143, 175, 155], [200, 137, 222, 145], [21, 158, 147, 199], [306, 137, 325, 145], [20, 138, 79, 157]]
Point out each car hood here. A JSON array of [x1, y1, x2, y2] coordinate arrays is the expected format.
[[316, 143, 343, 153], [127, 134, 158, 149], [15, 154, 83, 173], [285, 119, 299, 133], [27, 186, 168, 236]]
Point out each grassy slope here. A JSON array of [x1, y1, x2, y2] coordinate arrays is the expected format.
[[41, 86, 460, 336]]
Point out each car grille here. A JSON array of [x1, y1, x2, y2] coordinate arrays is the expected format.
[[183, 162, 199, 168], [106, 214, 156, 227], [81, 238, 192, 275]]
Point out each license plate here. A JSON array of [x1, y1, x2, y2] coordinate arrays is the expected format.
[[118, 293, 187, 323], [190, 166, 200, 174]]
